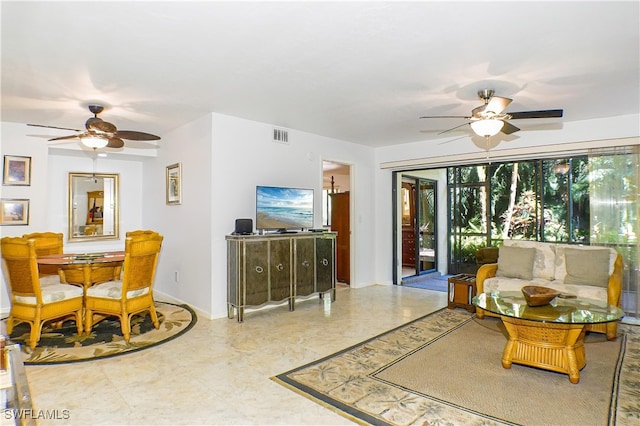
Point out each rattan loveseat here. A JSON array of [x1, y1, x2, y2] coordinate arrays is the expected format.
[[476, 240, 623, 340]]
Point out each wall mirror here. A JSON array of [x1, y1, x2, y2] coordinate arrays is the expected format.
[[68, 173, 119, 242]]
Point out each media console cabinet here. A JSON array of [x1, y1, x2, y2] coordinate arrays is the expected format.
[[226, 232, 337, 322]]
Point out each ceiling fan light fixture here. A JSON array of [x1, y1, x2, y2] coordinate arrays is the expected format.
[[470, 119, 504, 137], [80, 135, 108, 149]]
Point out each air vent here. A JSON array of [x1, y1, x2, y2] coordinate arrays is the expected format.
[[273, 128, 289, 144]]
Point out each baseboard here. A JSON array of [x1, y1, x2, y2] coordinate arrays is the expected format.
[[154, 289, 213, 320]]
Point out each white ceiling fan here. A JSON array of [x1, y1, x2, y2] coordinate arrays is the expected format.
[[420, 89, 564, 138]]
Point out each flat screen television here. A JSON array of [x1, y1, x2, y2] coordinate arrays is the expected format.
[[256, 185, 314, 231]]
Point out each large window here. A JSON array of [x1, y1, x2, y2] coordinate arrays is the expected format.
[[447, 148, 638, 318], [449, 156, 590, 274]]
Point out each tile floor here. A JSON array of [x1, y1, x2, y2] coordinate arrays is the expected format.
[[24, 284, 447, 425]]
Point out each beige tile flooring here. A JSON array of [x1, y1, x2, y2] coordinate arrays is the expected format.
[[24, 285, 447, 425]]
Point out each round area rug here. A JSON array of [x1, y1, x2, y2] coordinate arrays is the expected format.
[[7, 302, 197, 365]]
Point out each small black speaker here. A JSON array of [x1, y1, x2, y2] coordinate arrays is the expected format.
[[234, 218, 253, 235]]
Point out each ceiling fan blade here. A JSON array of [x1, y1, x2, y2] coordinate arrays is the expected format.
[[508, 109, 564, 119], [48, 134, 81, 142], [437, 135, 469, 145], [501, 121, 520, 135], [86, 117, 117, 133], [471, 104, 486, 118], [114, 130, 161, 141], [438, 122, 470, 135], [419, 115, 470, 119], [484, 96, 512, 115], [106, 137, 125, 149], [27, 123, 82, 132]]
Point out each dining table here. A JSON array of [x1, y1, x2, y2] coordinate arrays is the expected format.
[[36, 251, 124, 292]]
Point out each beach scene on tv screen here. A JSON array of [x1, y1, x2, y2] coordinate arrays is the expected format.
[[257, 186, 313, 229]]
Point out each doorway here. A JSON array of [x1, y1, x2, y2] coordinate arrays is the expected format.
[[400, 175, 437, 279], [323, 161, 352, 285]]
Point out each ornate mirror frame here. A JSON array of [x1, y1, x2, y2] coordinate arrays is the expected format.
[[68, 172, 119, 242]]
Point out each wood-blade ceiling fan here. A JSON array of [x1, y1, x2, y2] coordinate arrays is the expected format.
[[420, 89, 563, 137], [27, 105, 160, 149]]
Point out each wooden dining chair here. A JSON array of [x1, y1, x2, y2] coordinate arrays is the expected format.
[[1, 237, 84, 349], [22, 232, 64, 279], [125, 229, 157, 238], [84, 231, 163, 341]]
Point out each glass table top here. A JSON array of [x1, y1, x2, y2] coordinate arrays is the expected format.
[[473, 291, 624, 324], [37, 252, 124, 265]]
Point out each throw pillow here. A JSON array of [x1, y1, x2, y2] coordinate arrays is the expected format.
[[564, 247, 610, 287], [503, 239, 556, 280], [496, 246, 536, 280]]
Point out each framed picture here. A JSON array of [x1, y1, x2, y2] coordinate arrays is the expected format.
[[0, 199, 30, 225], [3, 155, 31, 186], [166, 162, 182, 205]]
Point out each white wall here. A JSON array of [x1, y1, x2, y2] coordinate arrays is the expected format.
[[1, 122, 52, 235], [1, 122, 52, 310], [142, 114, 214, 317], [208, 113, 376, 318]]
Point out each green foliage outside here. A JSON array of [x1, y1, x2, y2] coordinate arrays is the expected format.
[[448, 154, 635, 272]]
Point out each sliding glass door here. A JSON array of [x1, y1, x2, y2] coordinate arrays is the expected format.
[[418, 179, 437, 274], [399, 175, 437, 279], [448, 166, 490, 274]]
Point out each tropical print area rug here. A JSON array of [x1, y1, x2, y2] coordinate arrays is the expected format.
[[7, 302, 196, 365], [273, 308, 639, 426]]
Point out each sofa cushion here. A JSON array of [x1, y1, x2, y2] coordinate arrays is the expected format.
[[503, 239, 556, 280], [483, 277, 551, 294], [554, 245, 617, 282], [563, 247, 611, 287], [496, 246, 536, 280], [560, 281, 608, 302]]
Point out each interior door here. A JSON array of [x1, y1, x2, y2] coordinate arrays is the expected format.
[[330, 191, 350, 284]]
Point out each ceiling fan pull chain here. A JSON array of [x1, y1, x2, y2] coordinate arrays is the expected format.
[[92, 148, 98, 180], [485, 136, 492, 164]]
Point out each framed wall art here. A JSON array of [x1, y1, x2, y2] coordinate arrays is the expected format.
[[3, 155, 31, 186], [0, 199, 30, 225], [166, 162, 182, 205]]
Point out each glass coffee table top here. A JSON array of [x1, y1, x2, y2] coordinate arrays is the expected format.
[[473, 291, 624, 324]]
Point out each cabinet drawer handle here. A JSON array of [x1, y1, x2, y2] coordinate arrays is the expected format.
[[276, 263, 284, 271], [302, 260, 310, 268], [321, 258, 329, 266], [255, 266, 264, 274]]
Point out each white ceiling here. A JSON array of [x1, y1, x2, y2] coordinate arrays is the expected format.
[[2, 1, 639, 148]]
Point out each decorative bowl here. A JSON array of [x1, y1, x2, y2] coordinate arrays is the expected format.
[[521, 286, 561, 307]]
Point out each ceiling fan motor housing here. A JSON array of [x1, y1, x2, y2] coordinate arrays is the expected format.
[[88, 105, 105, 116], [478, 89, 495, 103]]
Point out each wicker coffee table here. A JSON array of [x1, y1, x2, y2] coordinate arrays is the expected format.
[[473, 291, 624, 384]]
